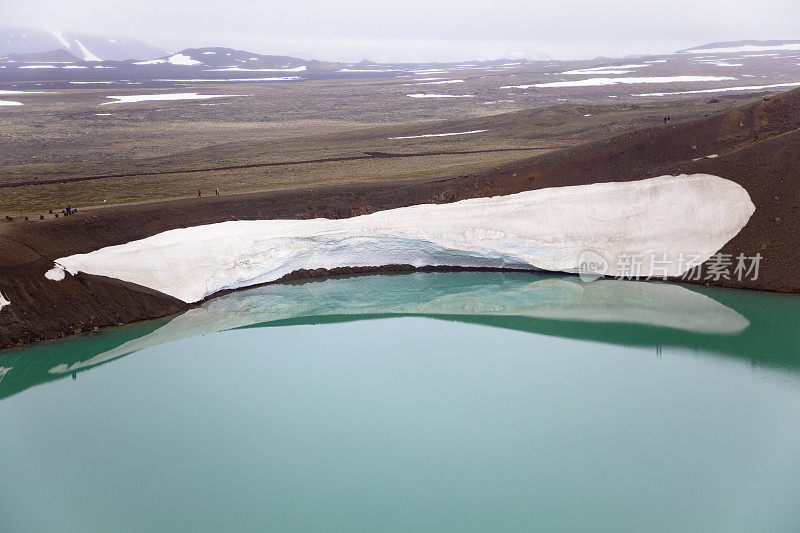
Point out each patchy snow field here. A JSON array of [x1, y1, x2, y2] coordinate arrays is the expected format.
[[0, 100, 23, 106], [152, 77, 300, 82], [413, 79, 465, 85], [562, 64, 650, 75], [204, 66, 307, 72], [502, 76, 736, 89], [406, 93, 475, 98], [633, 81, 800, 96], [684, 43, 800, 54], [50, 175, 753, 304], [101, 92, 248, 104], [389, 129, 487, 139]]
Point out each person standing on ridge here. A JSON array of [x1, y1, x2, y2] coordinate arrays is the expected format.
[[215, 188, 219, 196], [197, 189, 202, 197]]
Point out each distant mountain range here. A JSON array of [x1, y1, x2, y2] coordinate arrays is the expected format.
[[2, 28, 800, 88], [0, 27, 168, 61]]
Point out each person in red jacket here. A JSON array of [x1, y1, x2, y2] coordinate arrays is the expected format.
[[197, 189, 202, 197]]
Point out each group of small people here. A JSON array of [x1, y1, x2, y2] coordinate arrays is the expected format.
[[197, 188, 220, 197], [663, 116, 671, 124]]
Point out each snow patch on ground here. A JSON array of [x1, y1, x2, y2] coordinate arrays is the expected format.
[[414, 79, 464, 85], [205, 65, 306, 72], [339, 68, 401, 72], [134, 58, 165, 65], [633, 81, 800, 96], [562, 64, 649, 75], [0, 291, 9, 311], [503, 75, 736, 89], [406, 93, 475, 98], [49, 29, 71, 49], [167, 53, 201, 66], [153, 77, 300, 82], [51, 174, 754, 304], [101, 92, 248, 105], [45, 264, 65, 281], [75, 40, 101, 61], [684, 43, 800, 54], [390, 129, 487, 139], [0, 100, 23, 106]]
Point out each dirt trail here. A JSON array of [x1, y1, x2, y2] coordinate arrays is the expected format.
[[0, 147, 565, 189]]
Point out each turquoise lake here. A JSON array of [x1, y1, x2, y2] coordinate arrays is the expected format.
[[1, 272, 799, 532]]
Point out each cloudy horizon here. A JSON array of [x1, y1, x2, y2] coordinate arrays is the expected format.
[[3, 0, 800, 62]]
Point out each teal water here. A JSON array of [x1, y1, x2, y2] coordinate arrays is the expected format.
[[1, 272, 799, 532]]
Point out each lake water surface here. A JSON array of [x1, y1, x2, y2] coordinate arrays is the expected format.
[[1, 272, 799, 532]]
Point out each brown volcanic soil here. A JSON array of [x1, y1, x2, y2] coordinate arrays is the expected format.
[[1, 89, 799, 349]]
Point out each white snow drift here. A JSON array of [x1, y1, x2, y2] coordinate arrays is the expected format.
[[562, 64, 650, 75], [0, 291, 9, 311], [634, 81, 800, 96], [50, 174, 754, 304], [390, 129, 487, 139], [0, 100, 23, 106], [101, 93, 247, 104], [683, 43, 800, 54], [204, 66, 307, 72], [502, 76, 736, 89], [406, 93, 475, 98]]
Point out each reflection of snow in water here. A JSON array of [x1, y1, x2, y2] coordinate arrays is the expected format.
[[48, 273, 750, 375], [0, 367, 11, 383]]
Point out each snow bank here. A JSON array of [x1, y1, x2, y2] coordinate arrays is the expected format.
[[406, 93, 475, 98], [75, 39, 101, 61], [45, 265, 66, 281], [683, 43, 800, 54], [563, 64, 650, 75], [49, 29, 71, 49], [633, 81, 800, 96], [0, 100, 23, 106], [101, 92, 247, 104], [390, 129, 487, 139], [167, 53, 201, 66], [51, 174, 754, 304], [153, 77, 300, 82], [414, 79, 464, 85], [0, 291, 9, 311], [205, 66, 306, 72], [502, 76, 736, 89]]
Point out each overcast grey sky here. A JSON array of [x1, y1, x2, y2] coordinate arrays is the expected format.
[[4, 0, 800, 62]]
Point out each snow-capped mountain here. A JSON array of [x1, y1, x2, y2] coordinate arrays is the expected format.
[[151, 47, 309, 69], [0, 27, 168, 61]]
